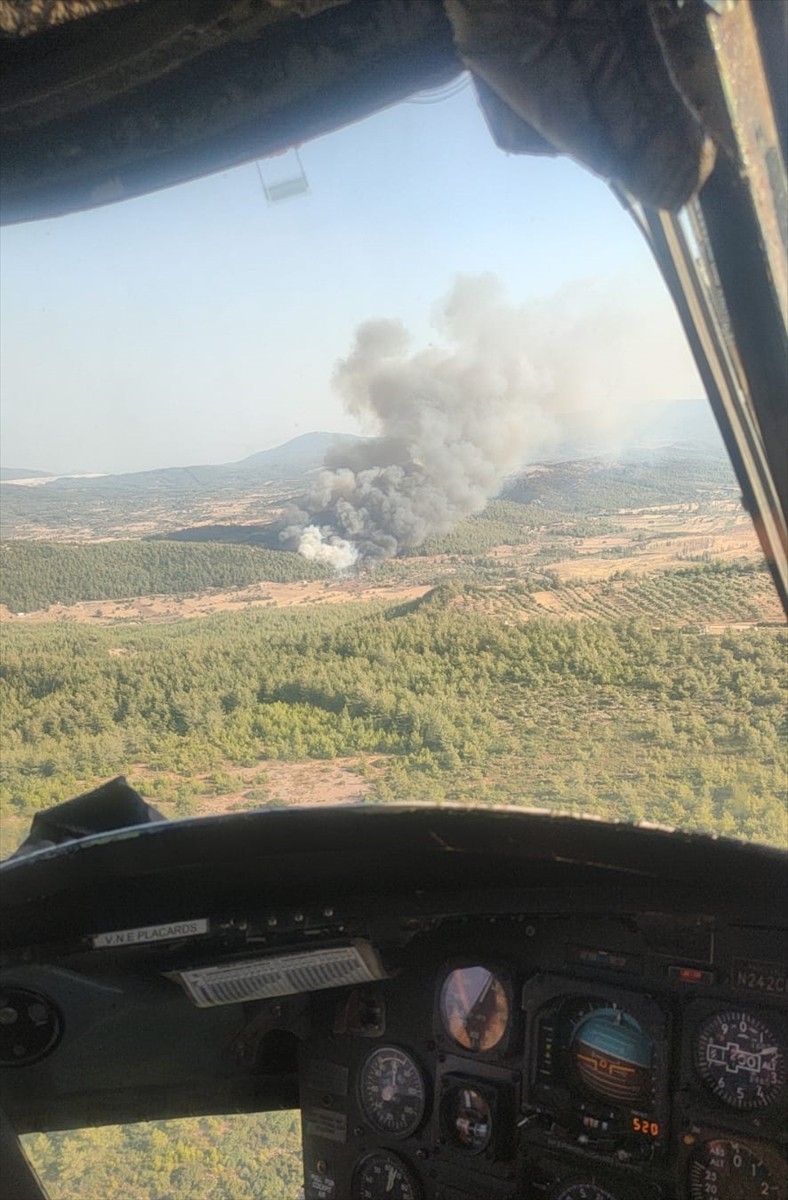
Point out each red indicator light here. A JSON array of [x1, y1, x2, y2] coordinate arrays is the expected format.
[[668, 964, 714, 985]]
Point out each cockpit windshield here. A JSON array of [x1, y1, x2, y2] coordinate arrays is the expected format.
[[2, 80, 784, 856], [0, 7, 786, 1198]]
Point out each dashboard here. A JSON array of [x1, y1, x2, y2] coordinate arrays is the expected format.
[[297, 917, 787, 1199], [0, 805, 786, 1200]]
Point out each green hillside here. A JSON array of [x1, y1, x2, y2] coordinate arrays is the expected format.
[[446, 562, 780, 626], [0, 540, 330, 611], [501, 455, 735, 512], [2, 595, 785, 850]]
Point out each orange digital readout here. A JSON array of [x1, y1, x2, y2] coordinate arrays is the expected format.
[[632, 1116, 660, 1137]]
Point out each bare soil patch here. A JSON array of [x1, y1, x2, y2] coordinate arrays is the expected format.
[[130, 757, 377, 818], [3, 581, 431, 625], [530, 590, 584, 616], [207, 760, 370, 811], [550, 519, 761, 582]]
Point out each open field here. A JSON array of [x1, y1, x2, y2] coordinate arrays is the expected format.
[[547, 505, 760, 579], [2, 563, 779, 630], [0, 498, 772, 627], [0, 749, 381, 860], [0, 580, 432, 624], [0, 492, 767, 624], [0, 481, 293, 541], [121, 758, 375, 824]]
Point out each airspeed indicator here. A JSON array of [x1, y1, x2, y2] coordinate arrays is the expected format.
[[358, 1045, 426, 1138]]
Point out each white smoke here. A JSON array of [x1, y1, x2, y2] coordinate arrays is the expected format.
[[297, 524, 359, 571], [286, 272, 701, 567]]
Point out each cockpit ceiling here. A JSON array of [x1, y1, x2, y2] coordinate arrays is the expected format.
[[0, 0, 726, 224]]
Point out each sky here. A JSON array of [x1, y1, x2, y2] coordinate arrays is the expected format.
[[0, 78, 704, 476]]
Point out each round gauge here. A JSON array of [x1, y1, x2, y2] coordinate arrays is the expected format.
[[440, 966, 509, 1052], [0, 988, 62, 1067], [442, 1083, 492, 1153], [695, 1009, 785, 1111], [688, 1139, 786, 1199], [568, 1003, 652, 1104], [358, 1045, 426, 1138], [553, 1184, 621, 1200], [351, 1150, 422, 1200]]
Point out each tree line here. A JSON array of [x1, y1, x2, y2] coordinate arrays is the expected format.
[[414, 500, 620, 557], [0, 540, 330, 611]]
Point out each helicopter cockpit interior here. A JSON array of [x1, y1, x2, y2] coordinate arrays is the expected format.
[[1, 3, 786, 1198]]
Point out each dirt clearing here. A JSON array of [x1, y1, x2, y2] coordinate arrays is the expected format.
[[3, 580, 432, 624]]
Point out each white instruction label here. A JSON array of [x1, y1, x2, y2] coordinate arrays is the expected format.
[[92, 918, 209, 948], [174, 941, 385, 1007]]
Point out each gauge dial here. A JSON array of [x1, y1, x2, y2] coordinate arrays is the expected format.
[[569, 1003, 652, 1104], [553, 1184, 621, 1200], [351, 1151, 422, 1200], [695, 1009, 785, 1110], [358, 1045, 426, 1138], [688, 1139, 786, 1199], [0, 988, 61, 1067], [442, 1083, 492, 1153], [440, 966, 509, 1052]]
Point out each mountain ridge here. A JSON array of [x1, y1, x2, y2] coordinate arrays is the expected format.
[[0, 432, 367, 495], [0, 467, 51, 481], [1, 401, 725, 495]]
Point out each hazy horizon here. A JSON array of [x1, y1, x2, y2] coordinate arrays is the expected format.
[[1, 79, 704, 477], [2, 396, 726, 486]]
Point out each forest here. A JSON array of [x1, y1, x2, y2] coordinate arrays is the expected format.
[[412, 499, 620, 556], [0, 508, 770, 614], [22, 1112, 303, 1200], [2, 587, 785, 852], [0, 540, 329, 611]]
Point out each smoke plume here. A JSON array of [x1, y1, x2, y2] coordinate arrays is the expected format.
[[284, 274, 557, 565], [284, 272, 701, 567]]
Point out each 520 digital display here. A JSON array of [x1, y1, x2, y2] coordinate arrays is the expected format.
[[631, 1116, 660, 1138]]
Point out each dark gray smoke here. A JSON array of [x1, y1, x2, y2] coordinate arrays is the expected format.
[[283, 271, 701, 568], [284, 274, 555, 568]]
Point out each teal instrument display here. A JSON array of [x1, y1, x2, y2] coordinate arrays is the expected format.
[[569, 1005, 652, 1104], [524, 981, 667, 1163]]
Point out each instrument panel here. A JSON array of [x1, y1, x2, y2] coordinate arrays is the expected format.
[[298, 919, 788, 1200], [1, 808, 786, 1200]]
